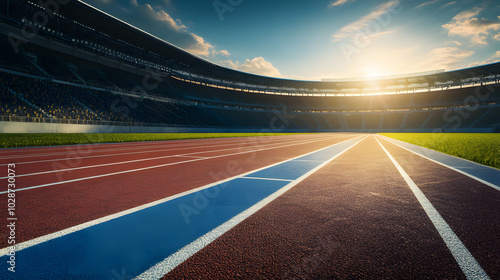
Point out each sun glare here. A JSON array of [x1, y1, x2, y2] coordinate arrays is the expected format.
[[363, 67, 382, 78]]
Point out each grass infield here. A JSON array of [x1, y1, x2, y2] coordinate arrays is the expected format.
[[381, 133, 500, 169], [0, 133, 306, 149]]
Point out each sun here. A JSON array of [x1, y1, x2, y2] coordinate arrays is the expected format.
[[363, 66, 382, 78]]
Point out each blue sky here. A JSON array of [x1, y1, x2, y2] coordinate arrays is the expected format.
[[82, 0, 500, 80]]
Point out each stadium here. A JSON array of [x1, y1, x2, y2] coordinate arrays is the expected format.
[[0, 0, 499, 279]]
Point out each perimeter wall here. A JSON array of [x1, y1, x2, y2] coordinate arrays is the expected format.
[[0, 121, 494, 133]]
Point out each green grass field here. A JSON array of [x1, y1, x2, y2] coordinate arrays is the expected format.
[[380, 133, 500, 169], [0, 133, 305, 149]]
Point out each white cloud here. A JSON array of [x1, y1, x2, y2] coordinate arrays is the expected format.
[[417, 47, 474, 71], [441, 1, 457, 9], [220, 57, 282, 78], [363, 30, 397, 41], [415, 0, 440, 9], [87, 0, 284, 77], [184, 34, 214, 57], [328, 0, 354, 8], [494, 33, 500, 41], [217, 50, 230, 56], [331, 1, 401, 42], [133, 2, 187, 32], [89, 0, 222, 58], [444, 40, 462, 46], [442, 7, 500, 44]]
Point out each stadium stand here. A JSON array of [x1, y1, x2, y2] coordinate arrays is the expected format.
[[0, 75, 42, 118], [0, 0, 499, 132]]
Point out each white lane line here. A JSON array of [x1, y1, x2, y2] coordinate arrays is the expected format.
[[0, 141, 247, 166], [377, 135, 500, 192], [0, 135, 335, 180], [0, 138, 285, 166], [0, 135, 352, 194], [173, 155, 210, 159], [0, 134, 343, 167], [375, 137, 490, 280], [135, 135, 369, 280], [0, 134, 321, 164], [0, 135, 365, 257], [0, 141, 193, 160], [0, 140, 174, 154], [0, 134, 318, 157], [291, 159, 325, 163], [0, 134, 318, 160], [240, 176, 294, 182]]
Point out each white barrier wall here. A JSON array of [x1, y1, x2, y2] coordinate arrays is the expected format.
[[0, 121, 300, 133], [0, 121, 493, 134]]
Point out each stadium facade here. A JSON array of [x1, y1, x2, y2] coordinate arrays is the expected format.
[[0, 0, 499, 133]]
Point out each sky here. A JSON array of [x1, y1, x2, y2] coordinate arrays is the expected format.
[[81, 0, 500, 81]]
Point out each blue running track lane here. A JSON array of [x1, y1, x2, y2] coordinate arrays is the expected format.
[[378, 135, 500, 191], [1, 136, 365, 280]]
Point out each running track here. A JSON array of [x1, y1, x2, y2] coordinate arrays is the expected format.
[[0, 133, 498, 279]]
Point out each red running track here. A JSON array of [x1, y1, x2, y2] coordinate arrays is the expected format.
[[0, 133, 358, 248], [1, 133, 498, 279], [162, 135, 499, 279]]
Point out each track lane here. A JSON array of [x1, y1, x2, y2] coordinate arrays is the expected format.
[[378, 135, 500, 191], [164, 136, 473, 279], [0, 134, 304, 156], [0, 134, 345, 193], [377, 136, 500, 279], [0, 135, 364, 280], [0, 134, 320, 164], [0, 134, 360, 248], [4, 133, 493, 278], [0, 135, 332, 180], [137, 136, 367, 279]]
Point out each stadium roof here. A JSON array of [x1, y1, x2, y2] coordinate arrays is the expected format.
[[5, 0, 500, 92]]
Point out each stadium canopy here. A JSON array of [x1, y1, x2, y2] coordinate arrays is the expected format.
[[2, 0, 500, 93]]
